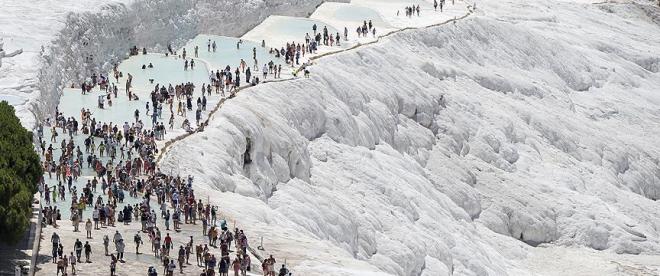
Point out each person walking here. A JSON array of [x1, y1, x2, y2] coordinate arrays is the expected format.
[[56, 257, 65, 276], [84, 241, 92, 263], [93, 207, 100, 229], [232, 257, 241, 276], [69, 252, 77, 275], [51, 232, 60, 261], [219, 257, 228, 276], [167, 259, 176, 276], [241, 254, 250, 276], [103, 235, 110, 256], [135, 232, 143, 254], [110, 254, 117, 276], [85, 218, 93, 238], [74, 239, 83, 261], [178, 245, 186, 273], [165, 210, 170, 230], [117, 239, 125, 261], [72, 211, 80, 232]]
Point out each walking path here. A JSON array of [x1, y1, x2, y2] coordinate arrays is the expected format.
[[32, 1, 472, 276]]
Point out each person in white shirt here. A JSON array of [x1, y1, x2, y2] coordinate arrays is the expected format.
[[93, 208, 100, 229], [85, 218, 92, 239], [69, 252, 76, 275]]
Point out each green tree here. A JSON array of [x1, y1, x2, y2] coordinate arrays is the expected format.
[[0, 101, 42, 244]]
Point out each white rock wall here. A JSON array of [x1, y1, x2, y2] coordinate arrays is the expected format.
[[160, 1, 660, 275]]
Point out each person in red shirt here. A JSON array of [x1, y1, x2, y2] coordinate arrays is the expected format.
[[164, 233, 173, 254]]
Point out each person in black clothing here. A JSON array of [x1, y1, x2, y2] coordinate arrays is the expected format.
[[84, 241, 92, 263], [278, 264, 289, 276]]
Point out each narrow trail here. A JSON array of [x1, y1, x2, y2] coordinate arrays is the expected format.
[[155, 5, 475, 164]]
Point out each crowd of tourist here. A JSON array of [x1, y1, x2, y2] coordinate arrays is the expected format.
[[36, 6, 409, 275]]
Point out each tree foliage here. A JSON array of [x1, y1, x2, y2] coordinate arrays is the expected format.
[[0, 101, 42, 244]]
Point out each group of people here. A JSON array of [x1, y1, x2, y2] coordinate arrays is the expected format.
[[130, 46, 147, 56], [51, 233, 91, 276], [39, 6, 414, 274], [403, 5, 421, 17], [356, 20, 377, 38], [44, 162, 291, 276], [31, 1, 470, 275], [433, 0, 448, 12], [38, 40, 293, 276], [400, 0, 453, 16], [263, 22, 356, 78], [36, 5, 423, 273]]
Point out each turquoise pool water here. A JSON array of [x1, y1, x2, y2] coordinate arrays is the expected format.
[[117, 53, 210, 93], [181, 35, 286, 70], [334, 5, 387, 25], [271, 17, 339, 37]]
